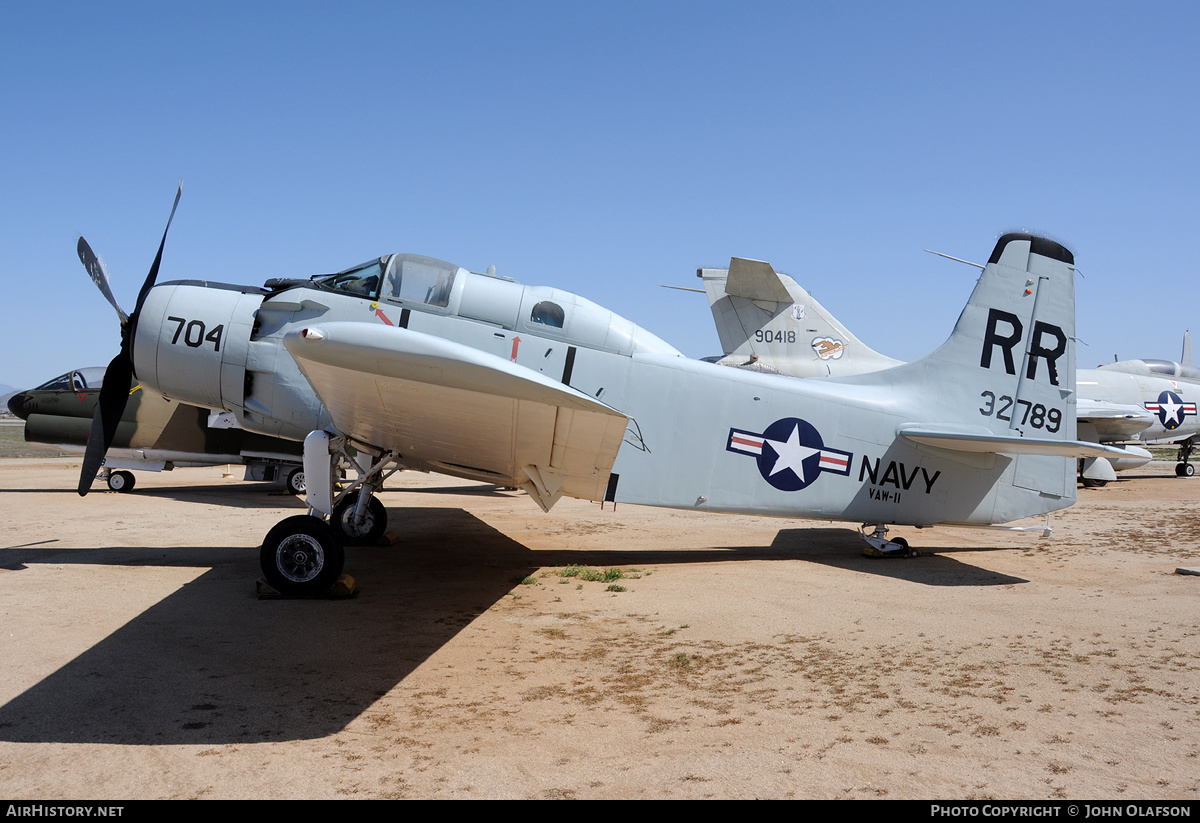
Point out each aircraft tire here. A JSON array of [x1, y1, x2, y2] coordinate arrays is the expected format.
[[1177, 463, 1195, 477], [1081, 477, 1108, 488], [107, 471, 136, 492], [260, 515, 344, 596], [286, 467, 306, 495], [332, 491, 388, 545]]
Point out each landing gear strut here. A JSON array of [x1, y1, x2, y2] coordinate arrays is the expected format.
[[259, 434, 401, 596], [1176, 437, 1196, 477], [859, 524, 919, 558]]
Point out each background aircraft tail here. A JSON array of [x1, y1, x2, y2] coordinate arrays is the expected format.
[[699, 258, 902, 377]]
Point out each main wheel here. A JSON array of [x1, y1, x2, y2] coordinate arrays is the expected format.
[[285, 466, 306, 495], [1177, 463, 1195, 477], [260, 515, 344, 596], [332, 491, 388, 545], [107, 471, 136, 492], [1081, 477, 1108, 488]]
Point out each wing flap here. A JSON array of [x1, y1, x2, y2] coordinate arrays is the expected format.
[[284, 323, 628, 506]]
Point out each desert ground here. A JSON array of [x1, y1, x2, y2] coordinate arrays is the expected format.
[[0, 454, 1197, 800]]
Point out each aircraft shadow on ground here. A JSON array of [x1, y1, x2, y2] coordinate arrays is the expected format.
[[0, 511, 1023, 745], [758, 527, 1029, 587], [0, 507, 535, 745], [0, 482, 308, 510]]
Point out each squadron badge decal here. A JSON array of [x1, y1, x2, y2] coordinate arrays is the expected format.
[[726, 417, 852, 491]]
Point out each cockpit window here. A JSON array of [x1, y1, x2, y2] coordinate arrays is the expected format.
[[318, 259, 385, 298], [36, 367, 107, 391], [71, 368, 106, 391], [530, 301, 565, 328], [35, 372, 73, 391], [384, 254, 456, 308]]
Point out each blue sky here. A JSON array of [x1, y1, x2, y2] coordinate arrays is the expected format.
[[2, 1, 1197, 391]]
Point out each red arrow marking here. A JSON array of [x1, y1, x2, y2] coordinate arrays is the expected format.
[[375, 308, 394, 326], [510, 336, 521, 361]]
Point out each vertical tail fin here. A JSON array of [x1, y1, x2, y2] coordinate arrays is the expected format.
[[700, 257, 902, 377], [872, 233, 1087, 512]]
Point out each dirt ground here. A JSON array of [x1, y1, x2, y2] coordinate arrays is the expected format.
[[0, 457, 1197, 799]]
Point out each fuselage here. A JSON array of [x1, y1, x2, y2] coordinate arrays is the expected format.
[[126, 246, 1081, 528]]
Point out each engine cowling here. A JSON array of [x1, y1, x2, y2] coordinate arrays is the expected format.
[[133, 281, 263, 414]]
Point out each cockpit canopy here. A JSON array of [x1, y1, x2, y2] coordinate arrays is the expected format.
[[35, 367, 107, 392], [316, 254, 457, 308], [308, 252, 680, 358], [1100, 359, 1200, 382]]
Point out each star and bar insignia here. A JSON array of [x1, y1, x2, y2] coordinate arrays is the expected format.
[[726, 417, 852, 492]]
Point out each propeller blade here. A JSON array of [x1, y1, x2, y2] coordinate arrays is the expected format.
[[77, 352, 133, 495], [77, 237, 129, 325], [76, 183, 182, 495], [132, 181, 182, 317]]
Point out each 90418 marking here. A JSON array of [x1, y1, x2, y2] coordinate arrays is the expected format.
[[979, 390, 1060, 432]]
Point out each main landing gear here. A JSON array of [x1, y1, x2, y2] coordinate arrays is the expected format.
[[859, 524, 919, 558], [104, 469, 136, 492], [260, 515, 345, 596], [1176, 437, 1196, 477], [258, 434, 402, 597]]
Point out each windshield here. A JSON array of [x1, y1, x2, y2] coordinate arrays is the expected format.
[[316, 258, 385, 298]]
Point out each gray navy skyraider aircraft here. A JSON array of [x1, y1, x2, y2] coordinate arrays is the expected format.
[[76, 186, 1125, 594]]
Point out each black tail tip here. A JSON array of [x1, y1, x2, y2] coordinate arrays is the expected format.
[[989, 233, 1074, 266]]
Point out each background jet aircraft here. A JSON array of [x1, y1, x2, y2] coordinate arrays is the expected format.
[[8, 367, 304, 492], [1095, 332, 1200, 476], [74, 189, 1121, 595], [693, 256, 1199, 483]]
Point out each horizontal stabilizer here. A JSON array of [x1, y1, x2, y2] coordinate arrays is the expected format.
[[898, 425, 1132, 459]]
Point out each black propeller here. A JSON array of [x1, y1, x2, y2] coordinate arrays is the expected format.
[[77, 183, 182, 495]]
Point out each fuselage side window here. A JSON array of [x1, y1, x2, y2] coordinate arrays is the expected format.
[[530, 300, 565, 328]]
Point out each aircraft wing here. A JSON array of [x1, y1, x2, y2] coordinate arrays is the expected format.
[[283, 322, 629, 511], [1076, 401, 1156, 441], [897, 425, 1133, 459]]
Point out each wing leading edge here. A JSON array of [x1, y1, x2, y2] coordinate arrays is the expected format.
[[284, 322, 629, 510]]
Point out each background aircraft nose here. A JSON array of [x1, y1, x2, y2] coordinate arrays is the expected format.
[[7, 391, 29, 420]]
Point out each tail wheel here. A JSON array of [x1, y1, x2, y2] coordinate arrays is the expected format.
[[332, 491, 388, 545], [260, 515, 344, 596]]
